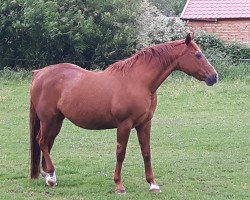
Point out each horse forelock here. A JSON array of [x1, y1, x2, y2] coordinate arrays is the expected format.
[[106, 41, 180, 73]]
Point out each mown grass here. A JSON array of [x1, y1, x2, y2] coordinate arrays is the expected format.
[[0, 70, 249, 200]]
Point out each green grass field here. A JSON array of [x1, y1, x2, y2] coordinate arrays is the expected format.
[[0, 75, 249, 200]]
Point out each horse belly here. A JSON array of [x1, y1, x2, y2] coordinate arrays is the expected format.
[[60, 95, 116, 130], [67, 111, 116, 130]]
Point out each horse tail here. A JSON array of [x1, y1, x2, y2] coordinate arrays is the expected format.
[[30, 100, 41, 179]]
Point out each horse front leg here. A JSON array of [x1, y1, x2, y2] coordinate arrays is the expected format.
[[136, 120, 161, 192], [114, 120, 132, 195]]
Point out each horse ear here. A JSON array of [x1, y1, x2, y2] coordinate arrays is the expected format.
[[185, 32, 194, 46]]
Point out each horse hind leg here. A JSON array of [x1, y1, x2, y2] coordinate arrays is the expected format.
[[36, 116, 64, 187]]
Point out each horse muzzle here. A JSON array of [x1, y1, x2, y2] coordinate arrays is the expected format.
[[205, 73, 218, 86]]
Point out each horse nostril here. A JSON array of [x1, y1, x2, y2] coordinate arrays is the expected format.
[[214, 74, 218, 82], [206, 74, 218, 86]]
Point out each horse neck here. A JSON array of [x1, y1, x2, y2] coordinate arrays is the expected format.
[[131, 42, 183, 93]]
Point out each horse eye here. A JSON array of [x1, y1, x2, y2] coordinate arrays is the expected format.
[[195, 52, 202, 59]]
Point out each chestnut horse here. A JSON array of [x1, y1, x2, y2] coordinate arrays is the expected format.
[[30, 33, 218, 194]]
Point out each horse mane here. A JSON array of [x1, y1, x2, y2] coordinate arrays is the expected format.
[[106, 40, 183, 73]]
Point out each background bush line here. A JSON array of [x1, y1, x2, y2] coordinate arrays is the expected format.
[[0, 0, 249, 78], [1, 31, 249, 82], [1, 61, 249, 83], [195, 33, 250, 64]]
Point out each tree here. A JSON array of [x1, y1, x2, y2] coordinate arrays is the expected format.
[[0, 0, 139, 69], [136, 0, 188, 48], [150, 0, 187, 16]]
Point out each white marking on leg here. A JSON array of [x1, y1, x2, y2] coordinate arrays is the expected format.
[[41, 170, 57, 186], [149, 184, 161, 192]]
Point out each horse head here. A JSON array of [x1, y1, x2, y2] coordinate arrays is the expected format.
[[176, 33, 218, 86]]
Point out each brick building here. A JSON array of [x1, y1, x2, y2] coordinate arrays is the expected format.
[[180, 0, 250, 46]]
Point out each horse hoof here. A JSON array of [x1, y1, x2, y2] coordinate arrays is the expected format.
[[41, 170, 57, 187], [149, 184, 161, 193], [45, 175, 57, 187], [46, 179, 57, 187], [115, 189, 126, 195], [150, 188, 161, 193]]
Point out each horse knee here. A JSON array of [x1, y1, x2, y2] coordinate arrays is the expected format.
[[116, 151, 126, 163], [116, 143, 126, 162]]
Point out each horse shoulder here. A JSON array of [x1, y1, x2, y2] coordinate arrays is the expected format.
[[111, 88, 156, 126]]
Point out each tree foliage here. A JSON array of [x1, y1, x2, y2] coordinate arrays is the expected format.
[[0, 0, 139, 69], [136, 0, 188, 48], [150, 0, 187, 16]]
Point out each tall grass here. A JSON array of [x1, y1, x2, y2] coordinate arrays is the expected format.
[[169, 61, 250, 84], [0, 67, 31, 82], [211, 61, 250, 82]]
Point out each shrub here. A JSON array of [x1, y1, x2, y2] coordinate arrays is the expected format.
[[0, 67, 30, 81], [0, 0, 139, 70], [150, 0, 187, 16], [195, 32, 250, 62], [226, 43, 250, 62], [195, 31, 250, 80], [136, 0, 188, 48]]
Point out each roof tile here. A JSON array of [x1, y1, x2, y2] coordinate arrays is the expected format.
[[181, 0, 250, 19]]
